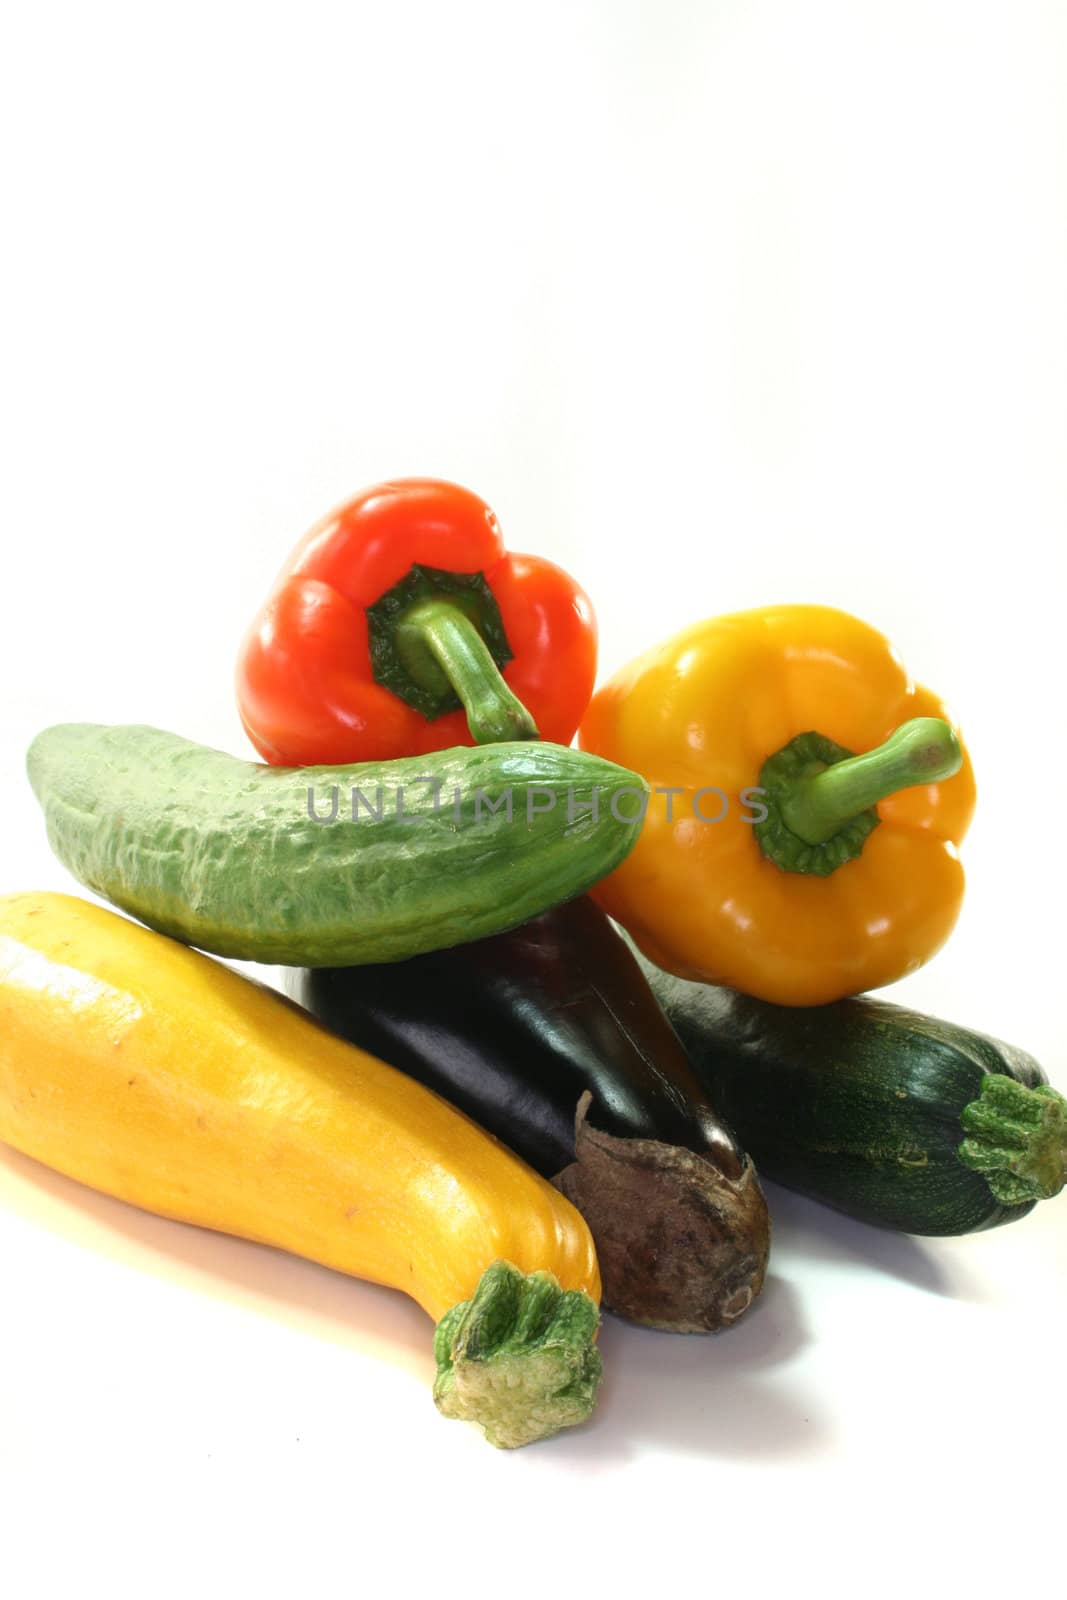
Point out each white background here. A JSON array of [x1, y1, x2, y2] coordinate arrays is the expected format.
[[1, 3, 1065, 1596]]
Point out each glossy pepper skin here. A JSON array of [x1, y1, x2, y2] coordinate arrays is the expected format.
[[236, 478, 597, 765], [579, 605, 976, 1007]]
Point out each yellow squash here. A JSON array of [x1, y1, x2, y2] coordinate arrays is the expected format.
[[0, 891, 602, 1448]]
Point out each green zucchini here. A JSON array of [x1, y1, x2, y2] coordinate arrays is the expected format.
[[27, 723, 646, 966], [637, 958, 1067, 1235]]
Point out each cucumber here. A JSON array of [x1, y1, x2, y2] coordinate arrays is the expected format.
[[27, 723, 647, 966], [637, 957, 1067, 1235]]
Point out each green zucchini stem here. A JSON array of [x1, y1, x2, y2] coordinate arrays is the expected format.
[[433, 1260, 602, 1448], [958, 1076, 1067, 1206]]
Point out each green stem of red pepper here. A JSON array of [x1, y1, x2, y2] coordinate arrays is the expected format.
[[396, 600, 539, 744]]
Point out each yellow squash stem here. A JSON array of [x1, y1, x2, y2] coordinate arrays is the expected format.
[[433, 1262, 602, 1448]]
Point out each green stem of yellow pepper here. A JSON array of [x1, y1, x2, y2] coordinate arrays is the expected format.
[[755, 717, 962, 878], [780, 718, 962, 846]]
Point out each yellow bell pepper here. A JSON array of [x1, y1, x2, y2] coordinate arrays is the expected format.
[[579, 605, 976, 1007]]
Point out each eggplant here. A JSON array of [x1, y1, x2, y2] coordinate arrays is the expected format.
[[288, 897, 769, 1332]]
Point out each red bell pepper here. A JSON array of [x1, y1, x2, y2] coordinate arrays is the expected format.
[[236, 479, 598, 765]]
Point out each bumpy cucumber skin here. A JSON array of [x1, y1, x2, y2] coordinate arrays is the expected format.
[[639, 962, 1049, 1235], [27, 724, 647, 966]]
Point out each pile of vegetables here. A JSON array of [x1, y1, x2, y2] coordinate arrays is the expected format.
[[2, 477, 1063, 1449]]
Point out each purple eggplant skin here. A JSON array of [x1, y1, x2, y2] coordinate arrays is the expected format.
[[287, 896, 769, 1333]]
